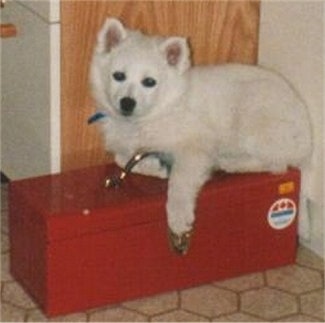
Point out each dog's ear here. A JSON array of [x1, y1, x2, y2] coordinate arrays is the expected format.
[[96, 18, 127, 53], [160, 37, 191, 73]]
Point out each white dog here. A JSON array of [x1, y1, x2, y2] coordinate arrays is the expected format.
[[90, 18, 312, 253]]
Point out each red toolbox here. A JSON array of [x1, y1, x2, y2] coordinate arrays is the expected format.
[[9, 164, 300, 317]]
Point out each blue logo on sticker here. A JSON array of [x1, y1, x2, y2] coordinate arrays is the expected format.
[[268, 198, 297, 230]]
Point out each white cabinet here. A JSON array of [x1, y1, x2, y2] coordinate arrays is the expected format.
[[1, 0, 60, 179]]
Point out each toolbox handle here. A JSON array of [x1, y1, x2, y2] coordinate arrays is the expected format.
[[104, 151, 163, 188]]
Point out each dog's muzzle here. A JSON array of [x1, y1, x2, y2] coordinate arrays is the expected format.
[[120, 97, 136, 116]]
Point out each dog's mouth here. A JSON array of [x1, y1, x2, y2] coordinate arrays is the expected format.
[[120, 109, 134, 117]]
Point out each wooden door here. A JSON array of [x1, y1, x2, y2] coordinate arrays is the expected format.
[[61, 1, 260, 171]]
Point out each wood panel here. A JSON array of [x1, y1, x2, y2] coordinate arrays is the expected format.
[[61, 1, 260, 171]]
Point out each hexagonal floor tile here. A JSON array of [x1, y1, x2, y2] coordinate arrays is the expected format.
[[1, 302, 26, 322], [181, 285, 238, 318], [300, 290, 324, 320], [88, 306, 148, 322], [1, 253, 13, 282], [212, 312, 262, 322], [26, 308, 88, 322], [266, 264, 322, 294], [276, 314, 321, 322], [122, 291, 178, 316], [49, 312, 88, 322], [152, 309, 209, 322], [241, 287, 298, 321], [2, 281, 37, 310], [296, 246, 324, 271], [214, 272, 264, 292]]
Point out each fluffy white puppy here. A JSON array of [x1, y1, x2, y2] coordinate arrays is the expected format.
[[90, 18, 312, 253]]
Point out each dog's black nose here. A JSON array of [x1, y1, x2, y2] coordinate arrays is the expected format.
[[120, 97, 136, 116]]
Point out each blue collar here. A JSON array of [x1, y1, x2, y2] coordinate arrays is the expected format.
[[87, 112, 109, 124]]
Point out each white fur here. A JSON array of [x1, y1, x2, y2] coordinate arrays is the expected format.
[[90, 18, 313, 236]]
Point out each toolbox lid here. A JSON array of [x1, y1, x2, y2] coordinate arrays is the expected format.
[[10, 164, 300, 242], [10, 165, 169, 241]]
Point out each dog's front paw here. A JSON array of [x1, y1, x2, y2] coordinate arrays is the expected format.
[[166, 196, 196, 255], [167, 211, 194, 255], [168, 228, 193, 255]]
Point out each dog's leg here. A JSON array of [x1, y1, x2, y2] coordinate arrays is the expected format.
[[166, 154, 212, 254], [132, 156, 169, 178]]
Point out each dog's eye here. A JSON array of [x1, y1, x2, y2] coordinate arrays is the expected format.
[[142, 77, 157, 88], [112, 71, 126, 82]]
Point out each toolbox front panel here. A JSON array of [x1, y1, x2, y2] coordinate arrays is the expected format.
[[9, 166, 300, 316], [44, 171, 298, 316]]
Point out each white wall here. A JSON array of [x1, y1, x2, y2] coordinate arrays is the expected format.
[[259, 1, 324, 257], [1, 0, 60, 179]]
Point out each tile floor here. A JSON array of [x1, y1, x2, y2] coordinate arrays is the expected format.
[[1, 183, 324, 322]]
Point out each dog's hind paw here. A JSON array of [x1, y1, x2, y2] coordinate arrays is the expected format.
[[168, 228, 193, 255]]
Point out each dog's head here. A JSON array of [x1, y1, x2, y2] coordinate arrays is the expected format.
[[90, 18, 191, 118]]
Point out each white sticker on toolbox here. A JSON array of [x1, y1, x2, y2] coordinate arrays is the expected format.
[[267, 198, 297, 230]]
